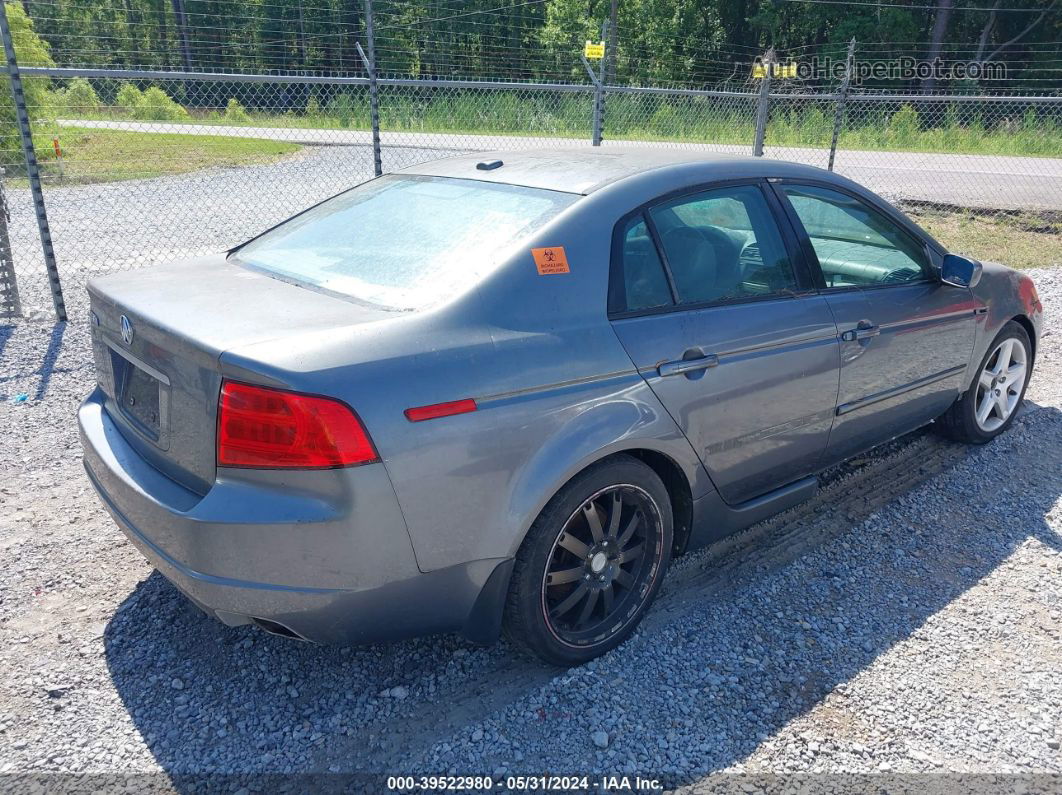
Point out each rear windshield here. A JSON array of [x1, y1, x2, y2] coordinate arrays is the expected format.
[[230, 175, 579, 310]]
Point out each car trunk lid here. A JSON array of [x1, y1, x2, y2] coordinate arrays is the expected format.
[[87, 255, 398, 494]]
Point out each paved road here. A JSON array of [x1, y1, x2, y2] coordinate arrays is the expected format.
[[62, 119, 1062, 212]]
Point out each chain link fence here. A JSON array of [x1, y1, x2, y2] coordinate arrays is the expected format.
[[837, 94, 1062, 209], [1, 8, 1060, 319], [1, 71, 385, 318]]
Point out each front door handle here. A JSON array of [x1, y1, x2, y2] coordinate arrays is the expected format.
[[841, 323, 880, 342], [658, 354, 719, 377]]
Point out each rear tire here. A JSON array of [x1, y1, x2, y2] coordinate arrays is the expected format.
[[504, 455, 672, 667], [936, 320, 1032, 444]]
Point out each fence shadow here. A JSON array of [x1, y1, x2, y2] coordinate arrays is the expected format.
[[102, 404, 1062, 786], [0, 322, 12, 361], [33, 321, 66, 400], [0, 321, 74, 402]]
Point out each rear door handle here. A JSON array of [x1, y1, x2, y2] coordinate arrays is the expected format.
[[658, 354, 719, 377], [841, 324, 880, 342]]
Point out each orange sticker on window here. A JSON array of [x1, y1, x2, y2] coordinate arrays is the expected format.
[[531, 246, 570, 275]]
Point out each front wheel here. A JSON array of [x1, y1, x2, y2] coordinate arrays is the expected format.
[[503, 455, 672, 666], [937, 320, 1032, 444]]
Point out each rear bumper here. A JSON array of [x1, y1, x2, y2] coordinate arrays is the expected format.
[[79, 388, 509, 644]]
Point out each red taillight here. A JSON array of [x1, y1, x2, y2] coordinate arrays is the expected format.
[[404, 398, 477, 422], [217, 381, 378, 469]]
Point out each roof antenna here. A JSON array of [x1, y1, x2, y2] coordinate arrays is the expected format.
[[476, 160, 504, 171]]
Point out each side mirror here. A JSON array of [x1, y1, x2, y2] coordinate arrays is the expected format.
[[940, 253, 982, 288]]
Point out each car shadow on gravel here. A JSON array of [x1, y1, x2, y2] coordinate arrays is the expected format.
[[101, 405, 1062, 782]]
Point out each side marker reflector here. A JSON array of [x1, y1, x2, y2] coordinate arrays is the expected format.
[[404, 398, 477, 422]]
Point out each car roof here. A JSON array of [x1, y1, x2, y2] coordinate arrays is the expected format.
[[397, 148, 833, 195]]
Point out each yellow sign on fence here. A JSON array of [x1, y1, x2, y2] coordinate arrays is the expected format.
[[753, 61, 798, 79], [584, 40, 605, 59]]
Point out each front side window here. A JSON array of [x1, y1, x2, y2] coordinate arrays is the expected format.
[[780, 184, 930, 288], [231, 175, 579, 310], [648, 185, 797, 306]]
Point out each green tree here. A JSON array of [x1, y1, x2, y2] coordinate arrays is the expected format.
[[224, 97, 251, 123], [1, 2, 55, 168], [132, 86, 188, 121], [60, 77, 102, 114], [116, 83, 143, 113], [11, 0, 1062, 93]]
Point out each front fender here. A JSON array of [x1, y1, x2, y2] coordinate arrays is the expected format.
[[969, 263, 1043, 386]]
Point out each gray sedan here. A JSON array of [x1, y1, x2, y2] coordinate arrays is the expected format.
[[80, 150, 1042, 665]]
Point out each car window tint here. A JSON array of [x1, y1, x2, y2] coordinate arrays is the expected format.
[[619, 216, 673, 312], [781, 184, 930, 288], [648, 185, 796, 306], [230, 175, 579, 310]]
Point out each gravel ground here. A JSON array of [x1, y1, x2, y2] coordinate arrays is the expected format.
[[0, 266, 1060, 790]]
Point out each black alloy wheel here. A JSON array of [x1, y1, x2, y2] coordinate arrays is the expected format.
[[504, 455, 673, 666]]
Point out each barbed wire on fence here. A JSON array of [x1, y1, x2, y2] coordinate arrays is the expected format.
[[19, 0, 1062, 88]]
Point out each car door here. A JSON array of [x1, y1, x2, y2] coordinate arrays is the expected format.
[[774, 182, 978, 465], [608, 181, 842, 505]]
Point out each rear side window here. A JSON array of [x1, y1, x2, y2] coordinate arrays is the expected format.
[[617, 216, 673, 312], [649, 185, 797, 306], [231, 175, 579, 310]]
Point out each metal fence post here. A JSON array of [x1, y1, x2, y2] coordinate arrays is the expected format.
[[753, 48, 774, 157], [598, 82, 607, 146], [0, 2, 64, 320], [0, 169, 21, 318], [360, 0, 382, 177], [828, 38, 856, 172], [596, 13, 615, 146], [581, 54, 603, 146]]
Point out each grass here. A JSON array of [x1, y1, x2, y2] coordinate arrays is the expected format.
[[909, 207, 1062, 269], [63, 92, 1062, 158], [31, 125, 301, 184]]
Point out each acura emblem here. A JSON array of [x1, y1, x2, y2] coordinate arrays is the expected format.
[[120, 315, 134, 345]]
